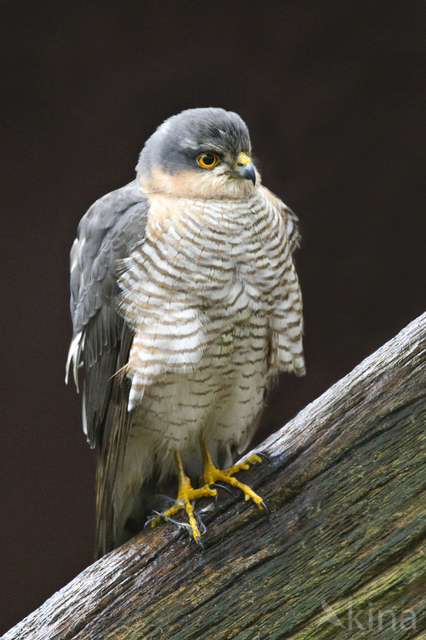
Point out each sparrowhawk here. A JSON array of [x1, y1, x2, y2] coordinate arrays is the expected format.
[[67, 108, 305, 557]]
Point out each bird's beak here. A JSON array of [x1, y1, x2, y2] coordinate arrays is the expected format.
[[236, 152, 256, 185]]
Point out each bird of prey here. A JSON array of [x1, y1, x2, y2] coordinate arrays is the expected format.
[[67, 107, 305, 557]]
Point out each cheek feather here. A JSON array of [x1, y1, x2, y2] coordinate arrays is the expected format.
[[140, 165, 258, 199]]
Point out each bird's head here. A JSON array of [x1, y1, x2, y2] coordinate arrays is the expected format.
[[136, 108, 260, 199]]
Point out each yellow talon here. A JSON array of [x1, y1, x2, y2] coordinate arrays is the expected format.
[[150, 450, 216, 542], [151, 442, 265, 543], [199, 438, 265, 510]]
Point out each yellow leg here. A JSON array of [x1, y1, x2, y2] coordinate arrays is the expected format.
[[149, 450, 216, 542], [199, 437, 265, 510]]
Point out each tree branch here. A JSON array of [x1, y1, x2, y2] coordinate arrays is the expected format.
[[5, 313, 426, 639]]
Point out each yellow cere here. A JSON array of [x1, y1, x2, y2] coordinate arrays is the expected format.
[[236, 152, 251, 166]]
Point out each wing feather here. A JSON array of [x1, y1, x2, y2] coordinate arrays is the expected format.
[[67, 179, 149, 556]]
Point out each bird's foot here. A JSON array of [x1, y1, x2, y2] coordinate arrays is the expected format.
[[149, 451, 216, 543], [199, 438, 267, 513]]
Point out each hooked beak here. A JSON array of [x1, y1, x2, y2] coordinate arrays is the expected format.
[[237, 162, 256, 185], [235, 152, 256, 185]]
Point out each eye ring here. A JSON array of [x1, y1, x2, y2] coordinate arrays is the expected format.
[[197, 153, 219, 169]]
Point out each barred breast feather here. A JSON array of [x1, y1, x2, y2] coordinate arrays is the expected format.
[[107, 186, 305, 537], [118, 186, 305, 409]]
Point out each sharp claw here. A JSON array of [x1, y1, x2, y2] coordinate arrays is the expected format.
[[257, 451, 272, 464], [195, 536, 205, 552], [260, 500, 270, 521], [211, 482, 234, 496], [193, 505, 207, 534]]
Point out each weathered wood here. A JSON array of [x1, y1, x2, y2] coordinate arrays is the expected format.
[[4, 313, 426, 640]]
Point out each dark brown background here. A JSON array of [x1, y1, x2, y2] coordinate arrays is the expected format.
[[1, 0, 425, 633]]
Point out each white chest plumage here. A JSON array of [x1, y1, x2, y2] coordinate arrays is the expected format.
[[117, 188, 304, 484]]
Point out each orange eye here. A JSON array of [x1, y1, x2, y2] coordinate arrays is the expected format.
[[197, 153, 219, 168]]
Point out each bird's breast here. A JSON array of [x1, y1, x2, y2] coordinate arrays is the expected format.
[[118, 190, 298, 406]]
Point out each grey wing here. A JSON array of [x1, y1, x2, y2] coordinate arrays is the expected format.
[[67, 180, 149, 557], [67, 180, 148, 447]]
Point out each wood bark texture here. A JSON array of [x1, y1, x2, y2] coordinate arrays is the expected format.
[[4, 313, 426, 640]]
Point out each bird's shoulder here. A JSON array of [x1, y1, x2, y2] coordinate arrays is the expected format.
[[70, 180, 149, 335], [258, 185, 301, 252]]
